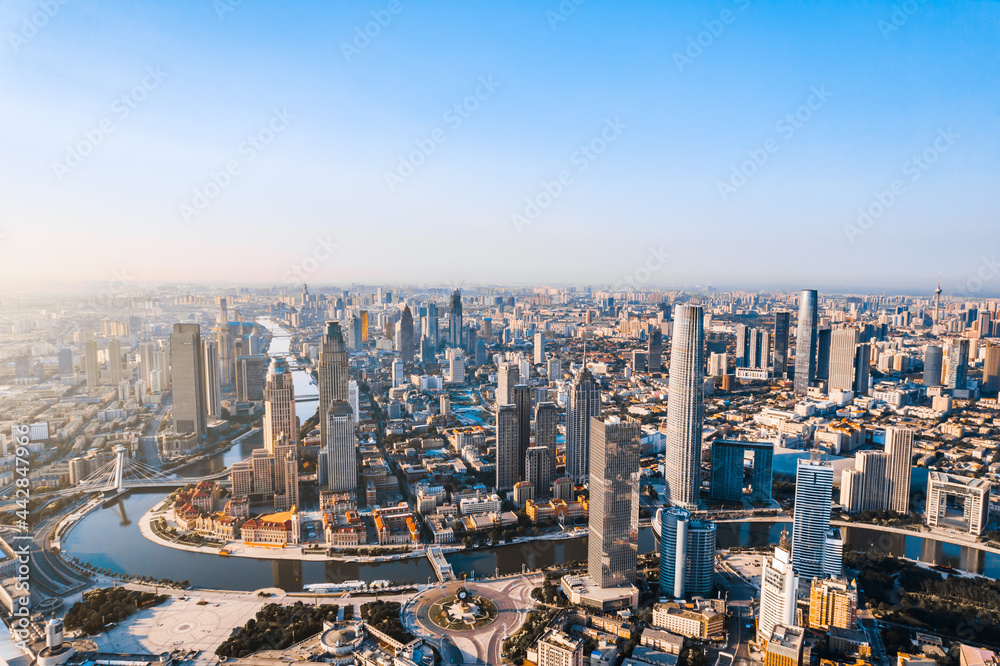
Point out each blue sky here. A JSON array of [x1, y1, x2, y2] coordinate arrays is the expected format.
[[1, 0, 998, 294]]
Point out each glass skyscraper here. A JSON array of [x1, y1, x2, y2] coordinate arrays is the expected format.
[[665, 304, 704, 510], [588, 416, 640, 589], [793, 289, 818, 396]]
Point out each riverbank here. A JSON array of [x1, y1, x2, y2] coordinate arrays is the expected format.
[[136, 503, 589, 563]]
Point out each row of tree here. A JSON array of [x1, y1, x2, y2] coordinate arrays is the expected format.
[[215, 601, 341, 658]]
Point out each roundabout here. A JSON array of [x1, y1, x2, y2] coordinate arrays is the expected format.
[[427, 586, 499, 631]]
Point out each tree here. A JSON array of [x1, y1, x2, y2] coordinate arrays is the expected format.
[[679, 645, 707, 666]]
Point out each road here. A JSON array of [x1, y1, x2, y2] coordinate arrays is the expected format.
[[715, 562, 759, 666]]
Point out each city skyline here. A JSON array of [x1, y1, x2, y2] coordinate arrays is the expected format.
[[2, 1, 999, 292]]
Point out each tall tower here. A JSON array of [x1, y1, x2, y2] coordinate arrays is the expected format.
[[495, 404, 520, 491], [923, 345, 943, 387], [885, 427, 914, 514], [399, 306, 415, 365], [203, 339, 222, 419], [934, 273, 943, 325], [326, 401, 357, 492], [170, 324, 207, 438], [497, 362, 519, 407], [665, 304, 704, 510], [448, 288, 463, 349], [107, 338, 123, 386], [263, 358, 297, 453], [758, 532, 798, 646], [534, 401, 558, 468], [829, 328, 860, 392], [792, 454, 834, 580], [658, 507, 716, 600], [588, 416, 640, 590], [565, 365, 600, 483], [945, 339, 970, 389], [318, 322, 349, 450], [773, 312, 790, 379], [85, 339, 100, 388], [513, 384, 532, 480], [217, 297, 233, 386], [647, 327, 663, 373], [793, 290, 819, 396]]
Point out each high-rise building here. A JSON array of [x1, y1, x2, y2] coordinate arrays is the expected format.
[[840, 450, 888, 513], [495, 404, 520, 491], [758, 533, 798, 646], [85, 339, 100, 388], [808, 577, 858, 631], [391, 358, 404, 388], [107, 338, 123, 386], [203, 339, 222, 418], [566, 365, 600, 483], [815, 328, 832, 382], [854, 343, 871, 395], [513, 384, 532, 480], [534, 332, 546, 365], [399, 305, 414, 365], [735, 324, 749, 368], [773, 312, 790, 379], [793, 290, 818, 396], [263, 358, 297, 453], [648, 328, 663, 373], [525, 446, 553, 498], [885, 426, 914, 514], [58, 348, 74, 376], [829, 328, 860, 392], [711, 440, 773, 504], [588, 416, 640, 589], [448, 288, 463, 349], [348, 379, 359, 421], [138, 342, 154, 386], [665, 304, 704, 510], [923, 345, 943, 387], [535, 628, 584, 666], [546, 357, 562, 384], [217, 297, 233, 387], [326, 401, 357, 493], [318, 321, 349, 451], [497, 362, 519, 406], [925, 472, 991, 535], [446, 347, 465, 383], [657, 507, 716, 600], [945, 339, 970, 389], [535, 401, 558, 471], [170, 324, 207, 438], [792, 455, 834, 580], [822, 528, 844, 581], [983, 343, 1000, 394], [235, 355, 266, 402]]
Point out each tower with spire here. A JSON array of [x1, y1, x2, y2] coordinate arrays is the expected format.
[[934, 273, 942, 325]]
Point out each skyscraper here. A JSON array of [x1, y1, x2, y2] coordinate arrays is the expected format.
[[425, 301, 439, 346], [566, 365, 600, 483], [808, 577, 858, 631], [829, 328, 860, 392], [217, 297, 233, 386], [263, 358, 297, 453], [497, 362, 519, 406], [448, 288, 462, 349], [758, 532, 798, 646], [984, 343, 1000, 394], [534, 331, 546, 365], [326, 401, 357, 492], [792, 455, 834, 580], [203, 339, 222, 418], [773, 312, 790, 379], [170, 324, 207, 438], [107, 338, 123, 385], [665, 304, 704, 510], [885, 426, 914, 514], [85, 339, 99, 388], [647, 328, 663, 373], [535, 401, 558, 470], [793, 290, 818, 396], [840, 450, 888, 513], [399, 305, 414, 365], [945, 338, 970, 389], [815, 328, 832, 382], [588, 416, 640, 589], [235, 355, 266, 402], [513, 384, 532, 480], [525, 446, 553, 498], [923, 345, 943, 387], [657, 507, 717, 600], [318, 321, 349, 451], [495, 404, 520, 491], [58, 348, 73, 376]]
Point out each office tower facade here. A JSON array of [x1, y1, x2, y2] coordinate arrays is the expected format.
[[854, 343, 871, 395], [235, 355, 266, 402], [318, 321, 350, 450], [758, 534, 798, 646], [885, 426, 914, 514], [793, 290, 818, 395], [566, 366, 600, 483], [497, 362, 519, 406], [735, 324, 749, 368], [816, 328, 832, 382], [547, 357, 562, 384], [399, 305, 414, 364], [85, 340, 100, 388], [535, 401, 558, 469], [513, 384, 532, 480], [526, 446, 553, 497], [648, 328, 663, 373], [658, 507, 717, 599], [496, 404, 520, 491], [823, 528, 844, 579], [808, 577, 858, 631], [107, 338, 123, 385], [263, 358, 297, 453], [829, 328, 860, 392], [534, 332, 546, 365], [983, 343, 1000, 393], [448, 288, 462, 348], [217, 298, 233, 386], [58, 348, 73, 376], [203, 339, 222, 418], [446, 348, 465, 383], [923, 345, 943, 387], [170, 324, 207, 438], [326, 401, 357, 493], [840, 450, 888, 513], [750, 328, 770, 370], [945, 339, 970, 389], [588, 417, 640, 589], [792, 456, 834, 580], [665, 304, 704, 510], [710, 440, 773, 504], [773, 312, 790, 378]]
